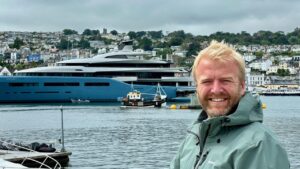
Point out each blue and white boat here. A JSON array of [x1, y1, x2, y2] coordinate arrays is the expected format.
[[0, 40, 195, 103]]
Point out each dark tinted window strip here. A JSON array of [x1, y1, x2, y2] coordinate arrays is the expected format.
[[35, 91, 59, 93], [84, 82, 110, 86], [9, 83, 39, 87], [44, 82, 80, 86], [21, 92, 32, 94]]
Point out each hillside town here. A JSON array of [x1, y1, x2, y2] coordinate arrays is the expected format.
[[1, 29, 300, 93]]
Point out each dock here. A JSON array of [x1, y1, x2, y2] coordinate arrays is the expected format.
[[0, 150, 71, 168]]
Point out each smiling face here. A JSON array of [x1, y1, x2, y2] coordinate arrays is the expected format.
[[195, 58, 245, 118]]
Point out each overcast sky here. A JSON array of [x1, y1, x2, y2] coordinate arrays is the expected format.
[[1, 0, 299, 35]]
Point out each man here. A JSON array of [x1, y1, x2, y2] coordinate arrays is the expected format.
[[170, 41, 290, 169]]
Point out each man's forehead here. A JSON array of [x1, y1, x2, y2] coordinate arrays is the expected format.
[[198, 74, 235, 80]]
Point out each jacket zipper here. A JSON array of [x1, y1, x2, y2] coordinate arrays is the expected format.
[[194, 123, 211, 169]]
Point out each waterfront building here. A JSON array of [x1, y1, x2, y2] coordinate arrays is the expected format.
[[249, 59, 272, 72], [0, 66, 12, 76]]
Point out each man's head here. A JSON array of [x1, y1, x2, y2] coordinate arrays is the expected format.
[[192, 40, 246, 118]]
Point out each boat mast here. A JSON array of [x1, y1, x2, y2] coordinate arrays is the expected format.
[[60, 106, 66, 152]]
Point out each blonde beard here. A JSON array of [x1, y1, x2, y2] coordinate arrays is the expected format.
[[205, 107, 231, 118]]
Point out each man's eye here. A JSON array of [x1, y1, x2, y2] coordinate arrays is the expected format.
[[200, 81, 211, 84], [222, 79, 234, 84]]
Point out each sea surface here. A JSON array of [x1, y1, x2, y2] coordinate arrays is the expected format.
[[0, 96, 299, 169]]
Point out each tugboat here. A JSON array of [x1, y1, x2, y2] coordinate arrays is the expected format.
[[121, 84, 167, 108]]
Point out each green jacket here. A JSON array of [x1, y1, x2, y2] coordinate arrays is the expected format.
[[170, 92, 290, 169]]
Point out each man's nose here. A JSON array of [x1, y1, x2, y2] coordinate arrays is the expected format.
[[211, 81, 223, 93]]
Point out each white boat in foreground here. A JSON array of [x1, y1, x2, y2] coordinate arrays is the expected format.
[[0, 158, 28, 168], [0, 140, 64, 169]]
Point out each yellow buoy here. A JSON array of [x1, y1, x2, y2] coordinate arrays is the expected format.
[[262, 103, 267, 109], [170, 104, 177, 109]]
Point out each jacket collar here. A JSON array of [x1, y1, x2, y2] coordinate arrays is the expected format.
[[194, 92, 263, 137]]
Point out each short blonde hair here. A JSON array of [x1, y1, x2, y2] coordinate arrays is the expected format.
[[192, 40, 245, 83]]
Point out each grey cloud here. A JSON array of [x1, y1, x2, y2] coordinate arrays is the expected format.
[[0, 0, 299, 35]]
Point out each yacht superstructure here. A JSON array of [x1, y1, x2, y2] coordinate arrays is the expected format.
[[0, 41, 195, 103]]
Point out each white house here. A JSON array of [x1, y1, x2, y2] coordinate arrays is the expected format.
[[243, 53, 256, 62], [0, 43, 9, 55], [245, 68, 265, 91], [266, 65, 279, 74], [249, 59, 272, 71], [0, 66, 12, 76], [89, 40, 105, 49]]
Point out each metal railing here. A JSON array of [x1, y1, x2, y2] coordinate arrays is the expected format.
[[0, 140, 61, 169]]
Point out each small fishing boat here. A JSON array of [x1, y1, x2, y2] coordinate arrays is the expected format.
[[121, 84, 167, 108]]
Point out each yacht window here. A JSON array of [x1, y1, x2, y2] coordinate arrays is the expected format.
[[9, 83, 39, 87], [21, 91, 31, 93], [44, 82, 80, 86], [84, 82, 110, 86], [35, 91, 59, 93], [105, 55, 128, 59]]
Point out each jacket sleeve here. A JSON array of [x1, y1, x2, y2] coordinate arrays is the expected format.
[[170, 140, 185, 169], [170, 151, 180, 169], [233, 134, 290, 169]]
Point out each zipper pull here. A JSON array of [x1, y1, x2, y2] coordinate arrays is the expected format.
[[194, 154, 200, 168], [194, 151, 209, 169]]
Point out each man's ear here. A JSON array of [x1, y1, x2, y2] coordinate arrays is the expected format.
[[240, 81, 246, 96]]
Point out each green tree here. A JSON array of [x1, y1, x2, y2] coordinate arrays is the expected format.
[[167, 30, 187, 46], [287, 28, 300, 44], [138, 37, 152, 51], [186, 41, 200, 56], [91, 30, 100, 35], [148, 31, 163, 39], [82, 29, 92, 36], [254, 51, 264, 59], [253, 31, 272, 44], [277, 69, 290, 76], [110, 30, 118, 35], [63, 29, 78, 35], [238, 31, 253, 45], [15, 63, 26, 70], [11, 37, 25, 49], [82, 29, 100, 36], [169, 37, 183, 46], [271, 31, 288, 44], [156, 48, 172, 60], [288, 36, 299, 44], [154, 41, 168, 48], [78, 38, 90, 49], [128, 31, 137, 39], [168, 30, 186, 39], [136, 31, 146, 38], [56, 38, 69, 50]]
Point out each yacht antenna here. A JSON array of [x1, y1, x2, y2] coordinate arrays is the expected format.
[[131, 82, 134, 91]]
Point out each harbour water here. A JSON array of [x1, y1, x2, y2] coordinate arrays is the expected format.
[[0, 96, 299, 169]]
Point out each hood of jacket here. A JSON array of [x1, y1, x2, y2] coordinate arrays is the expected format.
[[189, 92, 263, 139], [198, 92, 263, 125]]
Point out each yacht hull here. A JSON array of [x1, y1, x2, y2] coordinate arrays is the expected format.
[[0, 76, 180, 103]]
